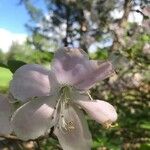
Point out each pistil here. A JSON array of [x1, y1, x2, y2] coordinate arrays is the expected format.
[[56, 85, 76, 132]]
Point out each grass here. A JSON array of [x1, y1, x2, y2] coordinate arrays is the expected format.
[[0, 67, 12, 93]]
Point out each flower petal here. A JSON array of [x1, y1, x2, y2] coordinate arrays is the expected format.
[[52, 47, 91, 86], [11, 95, 58, 140], [9, 64, 51, 102], [52, 48, 114, 89], [0, 94, 12, 135], [76, 99, 117, 125], [75, 61, 115, 90], [54, 105, 92, 150]]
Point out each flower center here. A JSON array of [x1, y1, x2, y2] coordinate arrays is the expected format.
[[60, 85, 72, 103], [55, 85, 75, 132]]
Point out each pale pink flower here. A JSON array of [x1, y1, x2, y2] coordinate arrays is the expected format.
[[0, 94, 12, 135], [9, 47, 117, 150]]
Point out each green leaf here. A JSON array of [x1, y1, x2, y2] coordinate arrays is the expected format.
[[0, 67, 12, 92], [96, 49, 108, 60], [7, 60, 27, 73]]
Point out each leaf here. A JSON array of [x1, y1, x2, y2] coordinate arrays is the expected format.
[[96, 48, 108, 60], [7, 60, 27, 73]]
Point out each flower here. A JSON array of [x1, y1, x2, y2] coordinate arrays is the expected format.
[[0, 94, 12, 135], [9, 47, 117, 150]]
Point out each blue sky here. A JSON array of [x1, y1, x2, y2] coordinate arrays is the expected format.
[[0, 0, 46, 34], [0, 0, 46, 52], [0, 0, 30, 33]]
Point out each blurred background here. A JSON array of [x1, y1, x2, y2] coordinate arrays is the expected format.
[[0, 0, 149, 149]]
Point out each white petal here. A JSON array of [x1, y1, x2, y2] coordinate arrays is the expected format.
[[52, 47, 90, 86], [75, 61, 115, 90], [0, 94, 12, 135], [76, 99, 117, 124], [9, 64, 51, 102], [52, 48, 114, 89], [54, 105, 92, 150], [11, 95, 58, 140]]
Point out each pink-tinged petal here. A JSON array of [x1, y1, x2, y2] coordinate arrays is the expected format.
[[76, 100, 117, 125], [11, 95, 58, 140], [0, 94, 12, 135], [9, 64, 51, 102], [75, 61, 115, 90], [52, 47, 91, 86], [54, 105, 92, 150], [52, 48, 114, 89]]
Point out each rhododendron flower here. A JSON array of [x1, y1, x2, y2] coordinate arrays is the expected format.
[[9, 47, 117, 150], [0, 94, 12, 135]]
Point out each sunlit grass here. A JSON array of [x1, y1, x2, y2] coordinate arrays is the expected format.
[[0, 67, 12, 93]]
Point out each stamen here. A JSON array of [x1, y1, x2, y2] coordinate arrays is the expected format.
[[103, 120, 118, 129], [111, 123, 118, 128], [60, 120, 75, 132], [66, 121, 75, 131], [50, 94, 63, 127], [61, 117, 68, 131], [87, 91, 94, 100]]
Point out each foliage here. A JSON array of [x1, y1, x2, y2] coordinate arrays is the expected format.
[[7, 60, 27, 73], [5, 41, 54, 64], [0, 67, 12, 93], [0, 49, 5, 63]]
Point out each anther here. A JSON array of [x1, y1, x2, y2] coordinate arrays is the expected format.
[[66, 121, 75, 131], [86, 91, 93, 101], [103, 120, 118, 129], [68, 121, 73, 125]]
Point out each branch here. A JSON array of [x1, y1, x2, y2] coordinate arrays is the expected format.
[[0, 127, 61, 149], [110, 0, 132, 51], [131, 9, 149, 18], [63, 5, 70, 47], [0, 134, 20, 140], [119, 0, 132, 27]]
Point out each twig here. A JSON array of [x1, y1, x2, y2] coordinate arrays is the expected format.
[[131, 9, 149, 18], [0, 134, 21, 140]]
